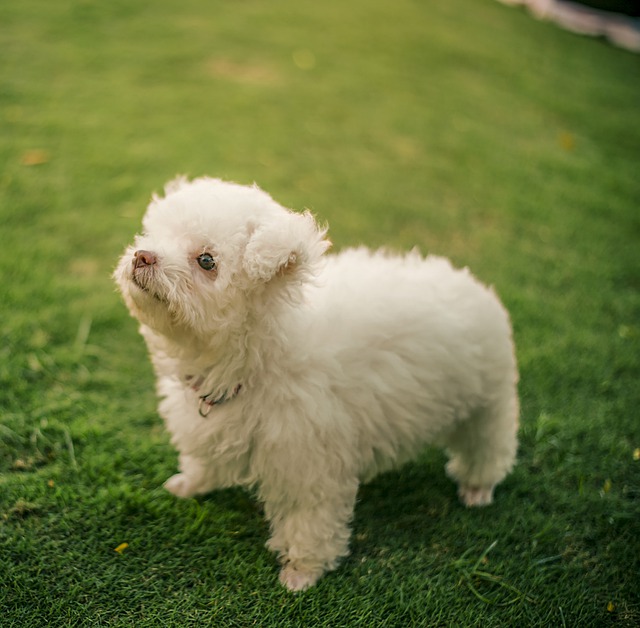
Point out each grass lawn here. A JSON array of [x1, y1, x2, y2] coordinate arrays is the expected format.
[[1, 0, 639, 625]]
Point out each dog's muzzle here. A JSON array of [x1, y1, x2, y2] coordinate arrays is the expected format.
[[131, 250, 158, 292]]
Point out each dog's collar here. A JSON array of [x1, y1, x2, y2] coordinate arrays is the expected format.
[[198, 384, 243, 418]]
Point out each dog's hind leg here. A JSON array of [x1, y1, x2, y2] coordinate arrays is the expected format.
[[443, 389, 519, 507]]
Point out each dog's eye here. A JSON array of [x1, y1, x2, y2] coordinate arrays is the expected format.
[[196, 253, 217, 271]]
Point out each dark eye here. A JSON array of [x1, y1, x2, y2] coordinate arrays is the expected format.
[[197, 253, 217, 271]]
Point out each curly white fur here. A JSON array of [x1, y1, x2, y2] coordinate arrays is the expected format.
[[114, 177, 519, 591]]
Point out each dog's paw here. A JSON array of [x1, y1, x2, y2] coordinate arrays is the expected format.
[[459, 485, 494, 507], [279, 564, 322, 592], [164, 473, 197, 498]]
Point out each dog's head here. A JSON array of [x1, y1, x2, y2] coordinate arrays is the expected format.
[[114, 177, 330, 337]]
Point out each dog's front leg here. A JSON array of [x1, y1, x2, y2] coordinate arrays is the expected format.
[[262, 478, 359, 591], [163, 453, 216, 498], [164, 451, 246, 498]]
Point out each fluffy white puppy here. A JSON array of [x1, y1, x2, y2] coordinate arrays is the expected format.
[[114, 177, 519, 591]]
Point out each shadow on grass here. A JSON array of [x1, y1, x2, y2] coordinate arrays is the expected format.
[[354, 451, 463, 541]]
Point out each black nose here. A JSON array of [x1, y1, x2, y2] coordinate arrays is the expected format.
[[133, 250, 157, 269]]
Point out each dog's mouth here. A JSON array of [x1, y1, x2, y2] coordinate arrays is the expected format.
[[131, 271, 167, 304]]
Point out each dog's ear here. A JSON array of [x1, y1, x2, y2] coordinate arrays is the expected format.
[[243, 211, 330, 282]]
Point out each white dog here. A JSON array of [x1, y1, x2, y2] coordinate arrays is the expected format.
[[114, 177, 519, 591]]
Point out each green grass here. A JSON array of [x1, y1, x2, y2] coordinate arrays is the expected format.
[[1, 0, 638, 625]]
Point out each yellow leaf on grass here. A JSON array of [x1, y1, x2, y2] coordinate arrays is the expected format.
[[633, 448, 640, 461], [603, 479, 612, 493], [20, 149, 50, 166], [607, 601, 615, 612], [558, 131, 575, 151], [114, 542, 129, 554]]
